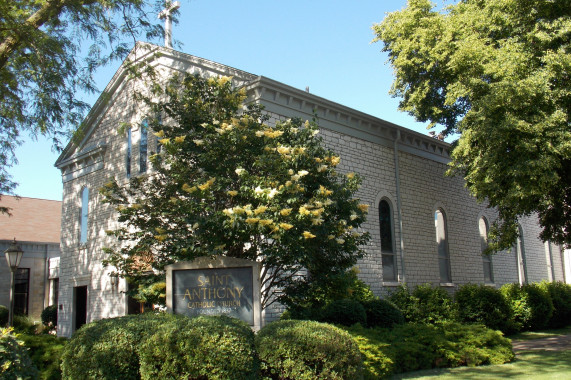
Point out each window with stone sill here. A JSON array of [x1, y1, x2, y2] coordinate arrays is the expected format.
[[79, 186, 89, 244], [435, 208, 452, 283], [379, 199, 397, 282]]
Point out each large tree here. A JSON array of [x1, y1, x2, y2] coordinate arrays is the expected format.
[[100, 74, 371, 309], [0, 0, 166, 205], [374, 0, 570, 250]]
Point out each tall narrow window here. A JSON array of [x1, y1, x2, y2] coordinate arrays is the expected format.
[[379, 199, 396, 281], [479, 217, 493, 283], [14, 268, 30, 315], [126, 127, 132, 178], [515, 225, 527, 284], [435, 208, 451, 283], [80, 187, 89, 244], [140, 119, 148, 173]]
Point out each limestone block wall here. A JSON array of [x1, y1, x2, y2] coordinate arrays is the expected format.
[[0, 241, 59, 321]]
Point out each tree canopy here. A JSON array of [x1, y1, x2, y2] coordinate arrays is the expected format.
[[100, 74, 370, 309], [0, 0, 167, 204], [374, 0, 570, 250]]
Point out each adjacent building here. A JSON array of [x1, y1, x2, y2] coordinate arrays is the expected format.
[[54, 43, 569, 337], [0, 196, 61, 321]]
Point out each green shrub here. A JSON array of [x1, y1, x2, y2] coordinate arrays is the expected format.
[[20, 333, 67, 380], [362, 299, 404, 328], [0, 305, 8, 327], [61, 312, 174, 380], [539, 281, 571, 328], [256, 320, 363, 380], [455, 283, 513, 332], [139, 315, 258, 380], [281, 267, 375, 321], [343, 324, 395, 379], [389, 284, 456, 324], [41, 305, 58, 327], [501, 283, 554, 331], [0, 327, 39, 380], [344, 322, 514, 377], [13, 314, 38, 334], [320, 298, 367, 326]]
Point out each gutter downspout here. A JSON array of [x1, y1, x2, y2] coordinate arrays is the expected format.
[[394, 130, 406, 282]]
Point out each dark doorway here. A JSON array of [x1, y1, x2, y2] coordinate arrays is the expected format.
[[73, 286, 88, 331]]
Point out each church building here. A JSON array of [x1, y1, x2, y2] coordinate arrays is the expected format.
[[54, 42, 568, 337]]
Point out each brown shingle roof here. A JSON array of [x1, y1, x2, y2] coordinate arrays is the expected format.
[[0, 195, 62, 243]]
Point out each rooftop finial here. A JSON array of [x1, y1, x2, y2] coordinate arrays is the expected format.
[[159, 1, 180, 49]]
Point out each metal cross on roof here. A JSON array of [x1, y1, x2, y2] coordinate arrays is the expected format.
[[159, 1, 180, 49]]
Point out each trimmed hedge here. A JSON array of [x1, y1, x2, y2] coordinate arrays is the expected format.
[[0, 305, 8, 327], [539, 281, 571, 328], [345, 322, 514, 379], [362, 299, 404, 328], [41, 305, 58, 327], [138, 315, 258, 380], [61, 312, 175, 379], [501, 283, 554, 331], [0, 327, 39, 380], [61, 313, 258, 380], [256, 320, 363, 380], [455, 283, 514, 333], [389, 284, 456, 324], [320, 298, 367, 326]]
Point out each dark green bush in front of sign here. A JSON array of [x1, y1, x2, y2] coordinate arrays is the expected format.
[[320, 298, 367, 327], [256, 320, 363, 380], [362, 299, 405, 328], [60, 312, 175, 380], [138, 315, 258, 380]]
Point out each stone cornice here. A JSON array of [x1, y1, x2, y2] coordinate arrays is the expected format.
[[245, 76, 452, 164]]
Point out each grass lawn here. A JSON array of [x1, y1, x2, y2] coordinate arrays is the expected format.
[[389, 350, 571, 379]]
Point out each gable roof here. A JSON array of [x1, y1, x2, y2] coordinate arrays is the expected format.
[[56, 42, 452, 169], [0, 195, 62, 243]]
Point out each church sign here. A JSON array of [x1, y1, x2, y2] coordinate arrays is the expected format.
[[166, 256, 262, 329]]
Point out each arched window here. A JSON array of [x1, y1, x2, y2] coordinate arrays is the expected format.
[[80, 187, 89, 244], [379, 199, 396, 281], [435, 208, 451, 283], [515, 225, 527, 284], [140, 119, 148, 173], [479, 217, 493, 283], [126, 127, 132, 178]]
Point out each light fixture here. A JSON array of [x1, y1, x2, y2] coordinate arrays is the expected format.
[[110, 272, 119, 287], [4, 238, 24, 327]]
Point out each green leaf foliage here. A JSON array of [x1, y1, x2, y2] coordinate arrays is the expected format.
[[0, 327, 38, 380], [41, 305, 58, 328], [345, 322, 514, 379], [0, 305, 8, 327], [455, 283, 514, 333], [320, 299, 368, 327], [362, 299, 405, 328], [0, 0, 165, 203], [19, 333, 67, 380], [256, 320, 363, 380], [501, 282, 554, 331], [139, 315, 258, 380], [61, 312, 175, 380], [388, 283, 457, 324], [539, 281, 571, 328], [374, 0, 571, 250], [100, 73, 370, 309]]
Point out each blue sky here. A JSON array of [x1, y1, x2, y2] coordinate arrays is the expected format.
[[11, 0, 435, 201]]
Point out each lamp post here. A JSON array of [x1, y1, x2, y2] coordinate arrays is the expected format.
[[4, 238, 24, 327]]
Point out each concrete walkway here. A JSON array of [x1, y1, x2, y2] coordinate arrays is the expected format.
[[511, 334, 571, 352]]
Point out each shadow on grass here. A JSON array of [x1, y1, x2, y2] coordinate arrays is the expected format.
[[391, 351, 571, 380]]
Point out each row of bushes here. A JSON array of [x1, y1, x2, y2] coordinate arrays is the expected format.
[[388, 281, 571, 333], [59, 313, 362, 380], [345, 322, 514, 379]]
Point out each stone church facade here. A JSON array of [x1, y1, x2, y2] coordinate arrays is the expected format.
[[55, 43, 568, 337]]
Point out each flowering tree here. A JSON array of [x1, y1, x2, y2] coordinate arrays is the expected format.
[[100, 74, 370, 309]]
